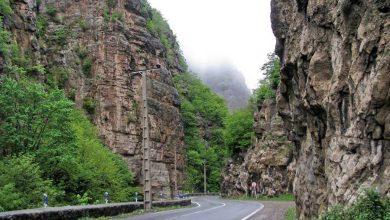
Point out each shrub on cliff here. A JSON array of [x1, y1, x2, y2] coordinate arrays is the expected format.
[[317, 189, 390, 220], [252, 53, 280, 104]]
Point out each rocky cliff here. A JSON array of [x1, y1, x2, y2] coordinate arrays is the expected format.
[[271, 0, 390, 218], [190, 63, 250, 110], [221, 99, 295, 197], [6, 0, 186, 198]]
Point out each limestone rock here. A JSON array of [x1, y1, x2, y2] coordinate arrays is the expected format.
[[271, 0, 390, 218], [221, 100, 295, 197]]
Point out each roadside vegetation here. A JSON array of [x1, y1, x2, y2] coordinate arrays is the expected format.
[[284, 207, 296, 220], [316, 189, 390, 220], [233, 193, 295, 202]]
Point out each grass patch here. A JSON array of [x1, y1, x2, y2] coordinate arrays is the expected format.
[[232, 193, 295, 202], [284, 207, 296, 220]]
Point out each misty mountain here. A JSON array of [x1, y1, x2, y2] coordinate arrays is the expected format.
[[190, 63, 251, 110]]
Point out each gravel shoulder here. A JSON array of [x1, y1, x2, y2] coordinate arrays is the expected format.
[[251, 201, 295, 220]]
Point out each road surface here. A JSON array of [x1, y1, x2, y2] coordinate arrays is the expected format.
[[120, 196, 263, 220]]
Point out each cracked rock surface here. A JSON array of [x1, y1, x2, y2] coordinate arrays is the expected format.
[[271, 0, 390, 219]]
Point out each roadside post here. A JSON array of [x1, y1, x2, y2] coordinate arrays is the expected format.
[[135, 192, 138, 202], [104, 192, 109, 204], [43, 193, 48, 208]]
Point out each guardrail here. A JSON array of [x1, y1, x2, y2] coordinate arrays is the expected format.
[[185, 192, 220, 196], [0, 199, 191, 220]]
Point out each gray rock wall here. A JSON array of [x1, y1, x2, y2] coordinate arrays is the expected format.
[[221, 100, 295, 197], [271, 0, 390, 219]]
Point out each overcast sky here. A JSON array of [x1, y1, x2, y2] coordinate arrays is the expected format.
[[147, 0, 275, 90]]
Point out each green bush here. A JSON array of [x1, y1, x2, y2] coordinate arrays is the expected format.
[[0, 155, 62, 210], [52, 26, 68, 46], [317, 189, 390, 220], [82, 57, 93, 77], [47, 66, 69, 88], [36, 15, 48, 37], [111, 11, 123, 21], [0, 0, 12, 16], [78, 18, 89, 31], [46, 5, 57, 17], [83, 98, 96, 114], [77, 46, 88, 60]]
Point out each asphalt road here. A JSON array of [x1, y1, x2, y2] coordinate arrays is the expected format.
[[121, 196, 263, 220]]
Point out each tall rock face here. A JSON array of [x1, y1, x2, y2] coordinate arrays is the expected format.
[[190, 64, 250, 110], [271, 0, 390, 218], [221, 100, 295, 197], [7, 0, 186, 198]]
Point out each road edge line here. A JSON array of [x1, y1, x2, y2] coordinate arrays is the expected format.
[[241, 203, 264, 220]]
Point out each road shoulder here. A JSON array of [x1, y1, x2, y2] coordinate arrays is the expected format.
[[250, 201, 295, 220]]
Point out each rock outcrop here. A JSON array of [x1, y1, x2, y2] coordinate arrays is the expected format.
[[7, 0, 186, 198], [221, 99, 295, 197], [271, 0, 390, 218]]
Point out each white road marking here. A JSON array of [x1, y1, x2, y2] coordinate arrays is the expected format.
[[240, 203, 264, 220], [181, 202, 226, 217], [191, 201, 201, 208], [163, 201, 202, 220]]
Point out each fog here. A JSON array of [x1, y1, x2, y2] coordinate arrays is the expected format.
[[190, 62, 250, 110], [147, 0, 276, 90]]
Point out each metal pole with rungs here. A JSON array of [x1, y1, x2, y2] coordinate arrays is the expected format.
[[142, 71, 152, 210], [129, 66, 161, 210]]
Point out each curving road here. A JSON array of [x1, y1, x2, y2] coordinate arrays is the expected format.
[[121, 196, 263, 220]]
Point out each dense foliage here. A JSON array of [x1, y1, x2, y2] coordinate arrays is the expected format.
[[224, 54, 281, 156], [224, 108, 254, 156], [0, 4, 135, 210], [174, 72, 228, 192], [316, 189, 390, 220], [0, 79, 135, 211]]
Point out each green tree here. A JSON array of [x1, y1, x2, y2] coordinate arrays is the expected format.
[[0, 155, 62, 210], [174, 72, 228, 192], [252, 53, 281, 104], [0, 78, 74, 156], [224, 108, 254, 155]]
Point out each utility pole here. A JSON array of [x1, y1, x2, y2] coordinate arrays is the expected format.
[[129, 66, 160, 210], [203, 140, 208, 194], [142, 71, 152, 210], [174, 144, 177, 198]]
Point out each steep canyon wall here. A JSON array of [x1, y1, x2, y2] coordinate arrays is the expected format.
[[7, 0, 186, 198], [271, 0, 390, 218]]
